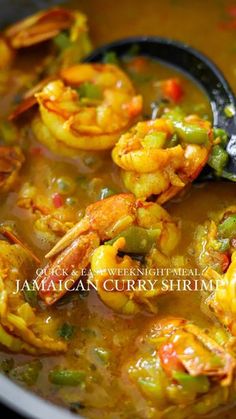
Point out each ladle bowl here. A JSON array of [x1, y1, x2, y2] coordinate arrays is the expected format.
[[85, 36, 236, 177]]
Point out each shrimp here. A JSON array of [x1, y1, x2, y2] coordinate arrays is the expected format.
[[192, 206, 236, 335], [28, 64, 142, 152], [123, 317, 236, 418], [112, 110, 213, 203], [193, 206, 236, 274], [4, 8, 92, 68], [10, 62, 142, 152], [204, 251, 236, 336], [90, 237, 166, 315], [1, 8, 92, 107], [0, 238, 66, 354], [0, 146, 25, 193], [35, 194, 180, 305]]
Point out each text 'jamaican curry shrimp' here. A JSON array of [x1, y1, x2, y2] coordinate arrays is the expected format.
[[112, 108, 213, 204], [123, 317, 236, 418], [0, 230, 66, 354], [35, 194, 180, 311], [30, 63, 143, 153]]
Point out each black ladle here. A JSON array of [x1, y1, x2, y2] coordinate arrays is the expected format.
[[85, 36, 236, 179]]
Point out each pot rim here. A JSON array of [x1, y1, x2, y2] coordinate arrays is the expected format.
[[0, 373, 83, 419]]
